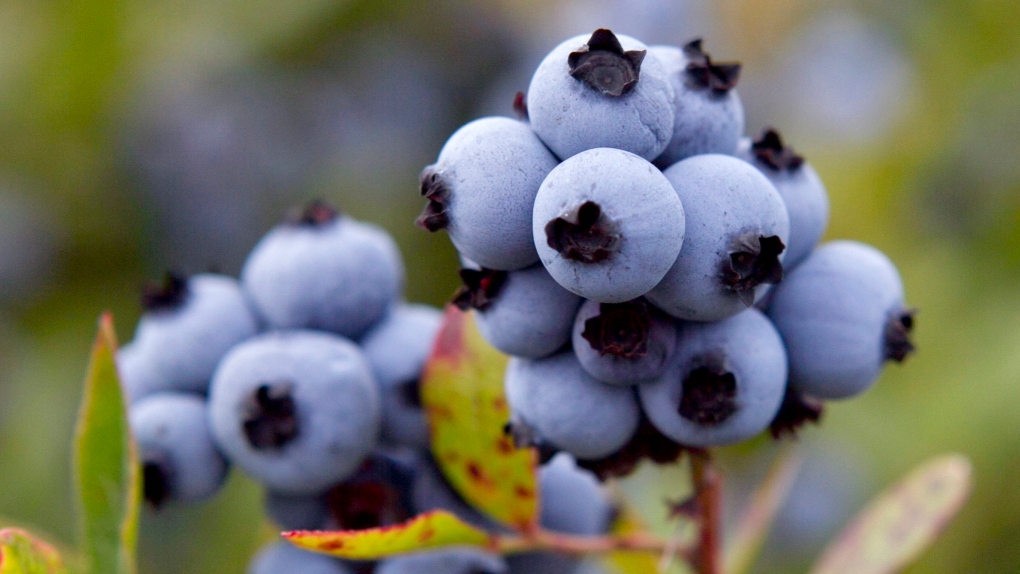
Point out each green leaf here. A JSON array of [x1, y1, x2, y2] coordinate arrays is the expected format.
[[284, 510, 493, 560], [73, 314, 140, 574], [809, 454, 972, 574], [725, 446, 802, 574], [0, 528, 67, 574], [420, 307, 539, 531]]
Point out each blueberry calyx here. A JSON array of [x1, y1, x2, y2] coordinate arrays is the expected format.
[[415, 166, 450, 232], [768, 388, 824, 439], [141, 272, 189, 312], [751, 128, 804, 172], [683, 38, 742, 94], [451, 268, 508, 311], [568, 29, 646, 97], [242, 382, 300, 450], [581, 300, 651, 359], [884, 308, 916, 363], [512, 91, 529, 120], [678, 353, 738, 426], [142, 453, 173, 509], [545, 201, 621, 263], [721, 233, 785, 306], [286, 199, 339, 227]]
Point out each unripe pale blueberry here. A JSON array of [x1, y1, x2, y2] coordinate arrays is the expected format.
[[241, 201, 404, 340], [360, 304, 443, 449], [736, 129, 829, 269], [208, 330, 380, 494], [639, 309, 787, 447], [647, 154, 789, 321], [505, 351, 640, 460], [651, 40, 745, 167], [247, 542, 352, 574], [767, 241, 914, 399], [457, 265, 582, 359], [130, 393, 229, 508], [376, 549, 507, 574], [416, 117, 558, 270], [527, 29, 675, 160], [572, 298, 678, 385], [533, 148, 685, 303], [126, 273, 260, 399]]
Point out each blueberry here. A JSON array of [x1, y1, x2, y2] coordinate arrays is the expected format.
[[375, 549, 507, 574], [767, 241, 914, 399], [129, 393, 229, 508], [651, 39, 745, 168], [247, 542, 353, 574], [639, 309, 788, 447], [360, 304, 443, 449], [647, 154, 790, 321], [124, 273, 260, 400], [416, 117, 558, 270], [533, 147, 685, 303], [527, 29, 675, 160], [410, 452, 499, 532], [457, 265, 582, 359], [736, 129, 829, 269], [264, 490, 330, 530], [507, 453, 612, 574], [505, 351, 640, 460], [241, 201, 404, 340], [208, 330, 380, 494], [571, 298, 678, 385]]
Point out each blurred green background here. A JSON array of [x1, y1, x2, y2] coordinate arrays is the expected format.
[[0, 0, 1017, 572]]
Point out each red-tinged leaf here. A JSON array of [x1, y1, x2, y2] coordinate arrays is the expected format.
[[420, 306, 538, 531], [809, 454, 972, 574], [0, 528, 67, 574], [74, 313, 140, 574], [284, 511, 492, 560], [725, 446, 802, 574]]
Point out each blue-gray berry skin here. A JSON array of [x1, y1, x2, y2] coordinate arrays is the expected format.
[[533, 148, 685, 303], [127, 273, 260, 399], [410, 452, 500, 532], [507, 453, 611, 574], [264, 490, 330, 530], [130, 393, 229, 507], [736, 130, 829, 269], [376, 549, 507, 574], [647, 154, 789, 321], [208, 330, 380, 494], [247, 542, 352, 574], [650, 42, 745, 168], [360, 304, 443, 449], [639, 309, 787, 447], [505, 351, 640, 460], [241, 206, 404, 340], [572, 298, 678, 385], [767, 241, 913, 400], [474, 264, 583, 359], [417, 117, 558, 270], [527, 30, 675, 161]]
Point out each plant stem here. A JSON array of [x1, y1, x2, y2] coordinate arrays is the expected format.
[[493, 529, 697, 563], [692, 450, 722, 574]]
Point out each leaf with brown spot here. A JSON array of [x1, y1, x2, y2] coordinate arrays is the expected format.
[[420, 307, 539, 531], [283, 511, 491, 560], [809, 454, 972, 574]]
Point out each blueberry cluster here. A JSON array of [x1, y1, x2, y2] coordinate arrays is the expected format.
[[117, 201, 610, 574], [419, 29, 916, 477]]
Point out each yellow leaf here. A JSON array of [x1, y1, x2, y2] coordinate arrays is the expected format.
[[0, 528, 66, 574], [420, 307, 538, 531], [810, 454, 972, 574], [602, 505, 664, 574], [284, 511, 492, 560]]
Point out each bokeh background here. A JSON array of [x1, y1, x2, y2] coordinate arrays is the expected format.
[[0, 0, 1017, 572]]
